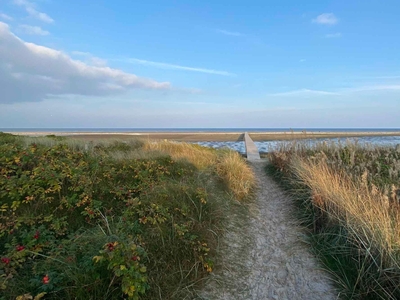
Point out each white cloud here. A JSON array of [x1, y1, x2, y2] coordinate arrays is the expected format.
[[0, 13, 13, 21], [18, 24, 49, 35], [216, 29, 243, 37], [71, 51, 91, 56], [325, 32, 342, 38], [312, 13, 338, 25], [71, 51, 107, 67], [0, 22, 170, 103], [268, 88, 339, 97], [299, 59, 306, 62], [123, 58, 236, 76], [26, 7, 53, 23], [13, 0, 54, 23]]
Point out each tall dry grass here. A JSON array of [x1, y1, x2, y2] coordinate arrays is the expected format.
[[216, 150, 256, 201], [143, 140, 218, 169], [293, 157, 400, 269], [144, 140, 255, 201], [268, 141, 400, 298]]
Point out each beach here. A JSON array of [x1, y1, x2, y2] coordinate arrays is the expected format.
[[6, 131, 400, 142]]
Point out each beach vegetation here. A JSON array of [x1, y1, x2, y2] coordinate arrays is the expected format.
[[267, 140, 400, 299], [0, 134, 255, 299]]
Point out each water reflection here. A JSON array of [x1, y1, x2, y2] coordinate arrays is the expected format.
[[197, 136, 400, 154]]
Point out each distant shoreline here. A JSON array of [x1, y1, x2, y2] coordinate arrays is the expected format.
[[5, 131, 400, 142]]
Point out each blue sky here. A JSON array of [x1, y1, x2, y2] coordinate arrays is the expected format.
[[0, 0, 399, 128]]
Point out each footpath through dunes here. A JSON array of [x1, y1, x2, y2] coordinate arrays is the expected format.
[[199, 160, 338, 300]]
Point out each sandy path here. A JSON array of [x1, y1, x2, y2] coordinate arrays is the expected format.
[[199, 160, 338, 300]]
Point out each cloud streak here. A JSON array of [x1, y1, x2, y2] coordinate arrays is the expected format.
[[268, 89, 339, 97], [216, 29, 243, 36], [342, 85, 400, 93], [18, 24, 49, 35], [0, 22, 170, 103], [123, 58, 236, 76], [312, 13, 338, 25], [0, 13, 13, 21], [13, 0, 54, 23], [268, 85, 400, 98]]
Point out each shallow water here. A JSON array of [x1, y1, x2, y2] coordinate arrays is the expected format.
[[197, 136, 400, 154]]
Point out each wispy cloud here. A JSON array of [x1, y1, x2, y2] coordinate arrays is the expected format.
[[268, 85, 400, 98], [268, 88, 339, 97], [325, 32, 342, 38], [299, 59, 306, 63], [312, 13, 338, 25], [18, 24, 49, 35], [342, 85, 400, 93], [13, 0, 54, 23], [216, 29, 243, 37], [122, 58, 236, 76], [0, 13, 13, 21]]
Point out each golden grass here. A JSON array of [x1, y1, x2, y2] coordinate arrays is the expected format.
[[216, 150, 256, 201], [143, 140, 218, 169], [144, 140, 255, 201], [292, 156, 400, 271]]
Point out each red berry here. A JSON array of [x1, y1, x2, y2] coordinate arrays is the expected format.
[[42, 275, 50, 284], [107, 242, 116, 251], [131, 256, 138, 261], [34, 231, 40, 239], [16, 245, 25, 251], [1, 257, 10, 265]]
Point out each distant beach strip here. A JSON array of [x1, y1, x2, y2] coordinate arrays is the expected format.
[[3, 129, 400, 154]]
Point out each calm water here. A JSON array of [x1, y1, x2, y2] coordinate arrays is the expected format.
[[197, 136, 400, 154]]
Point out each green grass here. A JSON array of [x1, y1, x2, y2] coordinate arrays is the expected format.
[[267, 140, 400, 300], [0, 133, 256, 299]]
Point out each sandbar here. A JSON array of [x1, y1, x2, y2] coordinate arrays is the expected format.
[[6, 131, 400, 142]]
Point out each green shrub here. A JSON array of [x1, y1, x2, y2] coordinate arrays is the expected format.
[[0, 139, 225, 299]]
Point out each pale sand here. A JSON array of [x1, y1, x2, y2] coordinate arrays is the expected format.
[[5, 131, 400, 142], [199, 161, 338, 299]]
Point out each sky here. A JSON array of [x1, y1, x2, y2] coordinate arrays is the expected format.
[[0, 0, 400, 128]]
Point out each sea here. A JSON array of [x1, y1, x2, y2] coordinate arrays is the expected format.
[[2, 128, 400, 154]]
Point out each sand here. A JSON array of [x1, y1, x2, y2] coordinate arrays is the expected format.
[[6, 131, 400, 142], [199, 160, 338, 299]]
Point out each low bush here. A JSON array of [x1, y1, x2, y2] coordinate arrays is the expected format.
[[0, 135, 255, 299]]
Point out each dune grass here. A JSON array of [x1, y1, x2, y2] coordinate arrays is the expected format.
[[268, 140, 400, 299], [143, 140, 256, 200], [0, 133, 255, 299]]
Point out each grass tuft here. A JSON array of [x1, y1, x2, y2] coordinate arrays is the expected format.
[[216, 150, 255, 201]]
